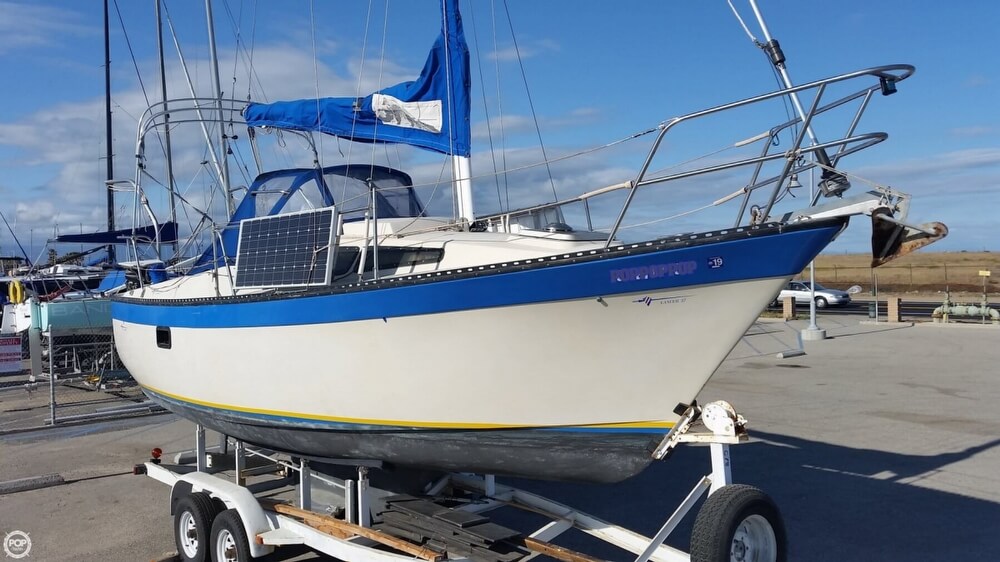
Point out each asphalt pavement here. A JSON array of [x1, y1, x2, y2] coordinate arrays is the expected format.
[[1, 316, 998, 561]]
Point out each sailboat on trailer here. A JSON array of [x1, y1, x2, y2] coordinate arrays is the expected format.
[[112, 0, 945, 483]]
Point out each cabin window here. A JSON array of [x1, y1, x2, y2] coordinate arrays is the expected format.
[[280, 179, 326, 214], [363, 247, 444, 272], [250, 175, 330, 217], [332, 247, 361, 280], [327, 246, 441, 280], [251, 175, 297, 216], [323, 166, 425, 221], [156, 326, 172, 349], [511, 207, 566, 230]]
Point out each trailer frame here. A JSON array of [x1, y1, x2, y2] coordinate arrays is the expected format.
[[137, 400, 784, 562]]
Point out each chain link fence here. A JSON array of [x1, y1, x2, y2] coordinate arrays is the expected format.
[[814, 263, 998, 294], [0, 326, 164, 434], [0, 332, 37, 432]]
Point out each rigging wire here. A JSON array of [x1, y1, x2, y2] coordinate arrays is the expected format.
[[111, 0, 155, 130], [618, 160, 878, 235], [725, 0, 796, 134], [247, 0, 258, 100], [161, 1, 229, 213], [341, 0, 377, 204], [492, 0, 510, 212], [465, 0, 504, 212], [439, 0, 456, 161], [725, 1, 796, 131], [310, 0, 324, 169], [219, 0, 267, 102], [0, 209, 30, 263], [726, 0, 757, 43], [399, 126, 655, 191], [370, 1, 392, 178], [220, 0, 255, 188], [726, 0, 800, 215], [501, 0, 557, 203], [223, 0, 241, 103], [614, 201, 719, 232], [112, 0, 177, 232]]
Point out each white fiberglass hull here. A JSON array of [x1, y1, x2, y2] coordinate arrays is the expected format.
[[112, 218, 847, 481], [114, 276, 783, 481], [116, 276, 780, 426]]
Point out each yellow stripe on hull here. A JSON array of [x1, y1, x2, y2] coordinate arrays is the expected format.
[[142, 383, 673, 431]]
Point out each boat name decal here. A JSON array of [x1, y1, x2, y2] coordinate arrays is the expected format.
[[609, 260, 697, 283], [633, 295, 689, 306]]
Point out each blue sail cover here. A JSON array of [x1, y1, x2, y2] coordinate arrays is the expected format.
[[243, 0, 470, 157]]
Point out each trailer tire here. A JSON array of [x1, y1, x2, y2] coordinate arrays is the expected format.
[[690, 484, 786, 562], [211, 509, 252, 562], [174, 492, 219, 562]]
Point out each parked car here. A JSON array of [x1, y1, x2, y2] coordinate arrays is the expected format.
[[774, 280, 852, 308]]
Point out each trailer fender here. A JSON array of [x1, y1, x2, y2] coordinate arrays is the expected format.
[[171, 472, 275, 558], [169, 480, 194, 515]]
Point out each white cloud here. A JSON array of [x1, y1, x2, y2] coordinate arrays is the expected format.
[[0, 1, 92, 55], [0, 36, 436, 250], [963, 74, 990, 89], [472, 108, 601, 140], [2, 21, 997, 260], [857, 148, 1000, 185], [950, 126, 995, 138], [489, 39, 559, 62], [472, 114, 535, 140]]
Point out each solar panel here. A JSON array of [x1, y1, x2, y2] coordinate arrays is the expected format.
[[234, 206, 338, 289]]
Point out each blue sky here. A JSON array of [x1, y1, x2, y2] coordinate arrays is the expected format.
[[0, 0, 997, 262]]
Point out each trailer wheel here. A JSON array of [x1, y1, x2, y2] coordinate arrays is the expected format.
[[211, 509, 252, 562], [690, 484, 786, 562], [174, 492, 219, 562]]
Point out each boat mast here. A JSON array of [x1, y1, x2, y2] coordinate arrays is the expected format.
[[444, 0, 474, 226], [156, 0, 179, 257], [103, 0, 115, 263], [453, 156, 474, 226], [205, 0, 235, 217]]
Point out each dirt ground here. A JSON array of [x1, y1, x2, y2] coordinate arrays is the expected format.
[[804, 251, 998, 298]]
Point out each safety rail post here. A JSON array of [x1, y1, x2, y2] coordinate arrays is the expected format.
[[47, 329, 56, 425]]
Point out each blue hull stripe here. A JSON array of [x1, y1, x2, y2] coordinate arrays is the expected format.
[[113, 221, 843, 329]]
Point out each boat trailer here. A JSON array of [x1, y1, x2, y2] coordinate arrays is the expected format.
[[135, 401, 785, 562]]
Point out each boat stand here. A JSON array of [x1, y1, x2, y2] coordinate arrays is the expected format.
[[442, 400, 753, 562], [138, 402, 785, 562]]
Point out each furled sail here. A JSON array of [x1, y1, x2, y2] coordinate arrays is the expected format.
[[243, 0, 470, 157]]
